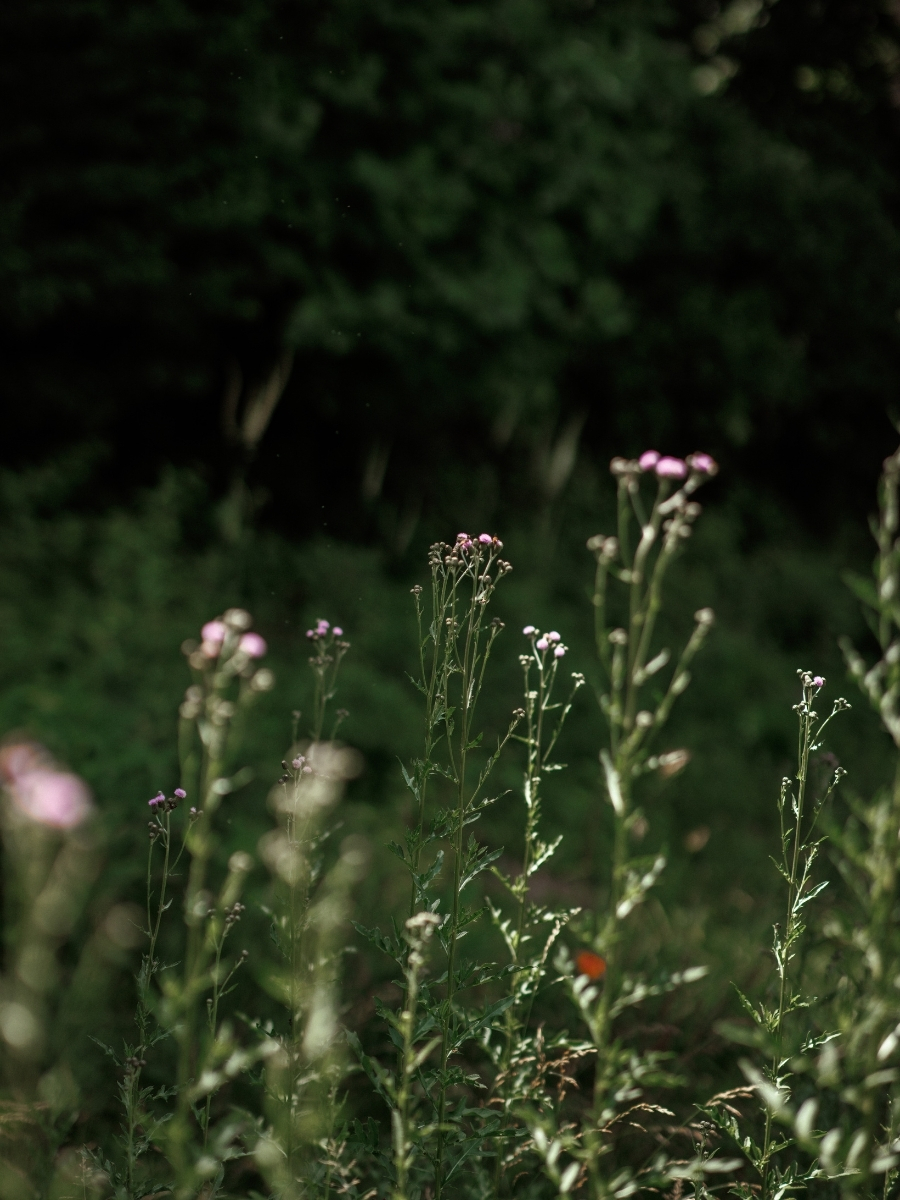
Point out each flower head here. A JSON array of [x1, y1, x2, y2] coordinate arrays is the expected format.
[[655, 457, 687, 479], [536, 637, 549, 651], [174, 788, 186, 799], [523, 625, 536, 636], [547, 631, 561, 643], [638, 450, 660, 471], [478, 533, 492, 545], [554, 646, 566, 659], [201, 620, 226, 645], [687, 452, 718, 476], [148, 792, 165, 807], [333, 626, 343, 637], [0, 742, 93, 829], [239, 632, 267, 658], [813, 675, 825, 688], [575, 950, 606, 981]]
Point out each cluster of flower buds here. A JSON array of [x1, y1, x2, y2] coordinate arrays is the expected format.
[[428, 533, 512, 575], [522, 625, 568, 659], [306, 618, 343, 640], [192, 609, 268, 661], [224, 901, 246, 930], [586, 534, 619, 562], [148, 787, 186, 813], [181, 610, 274, 699], [455, 531, 504, 553], [610, 450, 718, 482], [124, 1055, 147, 1073]]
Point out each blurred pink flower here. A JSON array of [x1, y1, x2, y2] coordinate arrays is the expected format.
[[687, 452, 718, 475], [239, 632, 267, 658], [813, 675, 825, 688], [0, 741, 93, 829], [201, 620, 226, 645], [333, 626, 343, 637], [554, 646, 566, 658], [478, 533, 492, 544], [536, 637, 549, 651], [523, 625, 536, 636], [638, 450, 660, 471], [655, 457, 687, 479], [12, 769, 92, 829]]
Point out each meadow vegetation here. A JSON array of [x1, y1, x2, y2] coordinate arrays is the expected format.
[[1, 446, 900, 1199]]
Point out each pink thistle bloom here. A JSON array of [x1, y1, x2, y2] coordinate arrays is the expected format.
[[456, 532, 469, 542], [174, 788, 186, 799], [687, 452, 718, 475], [547, 631, 561, 643], [655, 456, 687, 479], [333, 626, 343, 637], [201, 620, 226, 645], [478, 533, 492, 545], [148, 792, 164, 807], [554, 646, 566, 658], [240, 632, 267, 658], [536, 637, 549, 651], [306, 629, 315, 639], [316, 619, 330, 632], [638, 450, 660, 471], [12, 770, 92, 828], [813, 676, 825, 687], [523, 625, 536, 636]]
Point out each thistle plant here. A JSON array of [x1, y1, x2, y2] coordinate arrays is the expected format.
[[700, 672, 848, 1200], [253, 617, 364, 1199], [256, 743, 364, 1198], [528, 450, 719, 1196], [358, 531, 519, 1197], [0, 742, 98, 1194], [487, 626, 585, 1191], [780, 440, 900, 1197]]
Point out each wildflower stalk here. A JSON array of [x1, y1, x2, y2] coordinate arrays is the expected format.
[[255, 618, 354, 1199], [434, 544, 509, 1199], [490, 632, 583, 1193], [755, 674, 848, 1200], [392, 912, 442, 1200], [540, 451, 717, 1197], [361, 533, 515, 1197], [162, 608, 273, 1196]]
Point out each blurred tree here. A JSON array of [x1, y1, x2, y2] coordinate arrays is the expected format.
[[0, 0, 898, 541]]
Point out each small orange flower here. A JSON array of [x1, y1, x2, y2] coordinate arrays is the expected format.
[[575, 950, 606, 981]]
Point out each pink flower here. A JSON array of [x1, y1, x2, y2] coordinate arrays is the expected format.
[[239, 632, 267, 658], [554, 646, 566, 658], [316, 619, 330, 633], [148, 791, 165, 807], [201, 620, 226, 645], [813, 676, 825, 688], [12, 770, 92, 829], [175, 788, 186, 799], [547, 631, 561, 643], [523, 625, 536, 636], [333, 626, 343, 637], [638, 450, 660, 471], [306, 629, 315, 639], [655, 457, 687, 479], [478, 533, 492, 545], [687, 452, 718, 475], [536, 637, 549, 651]]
